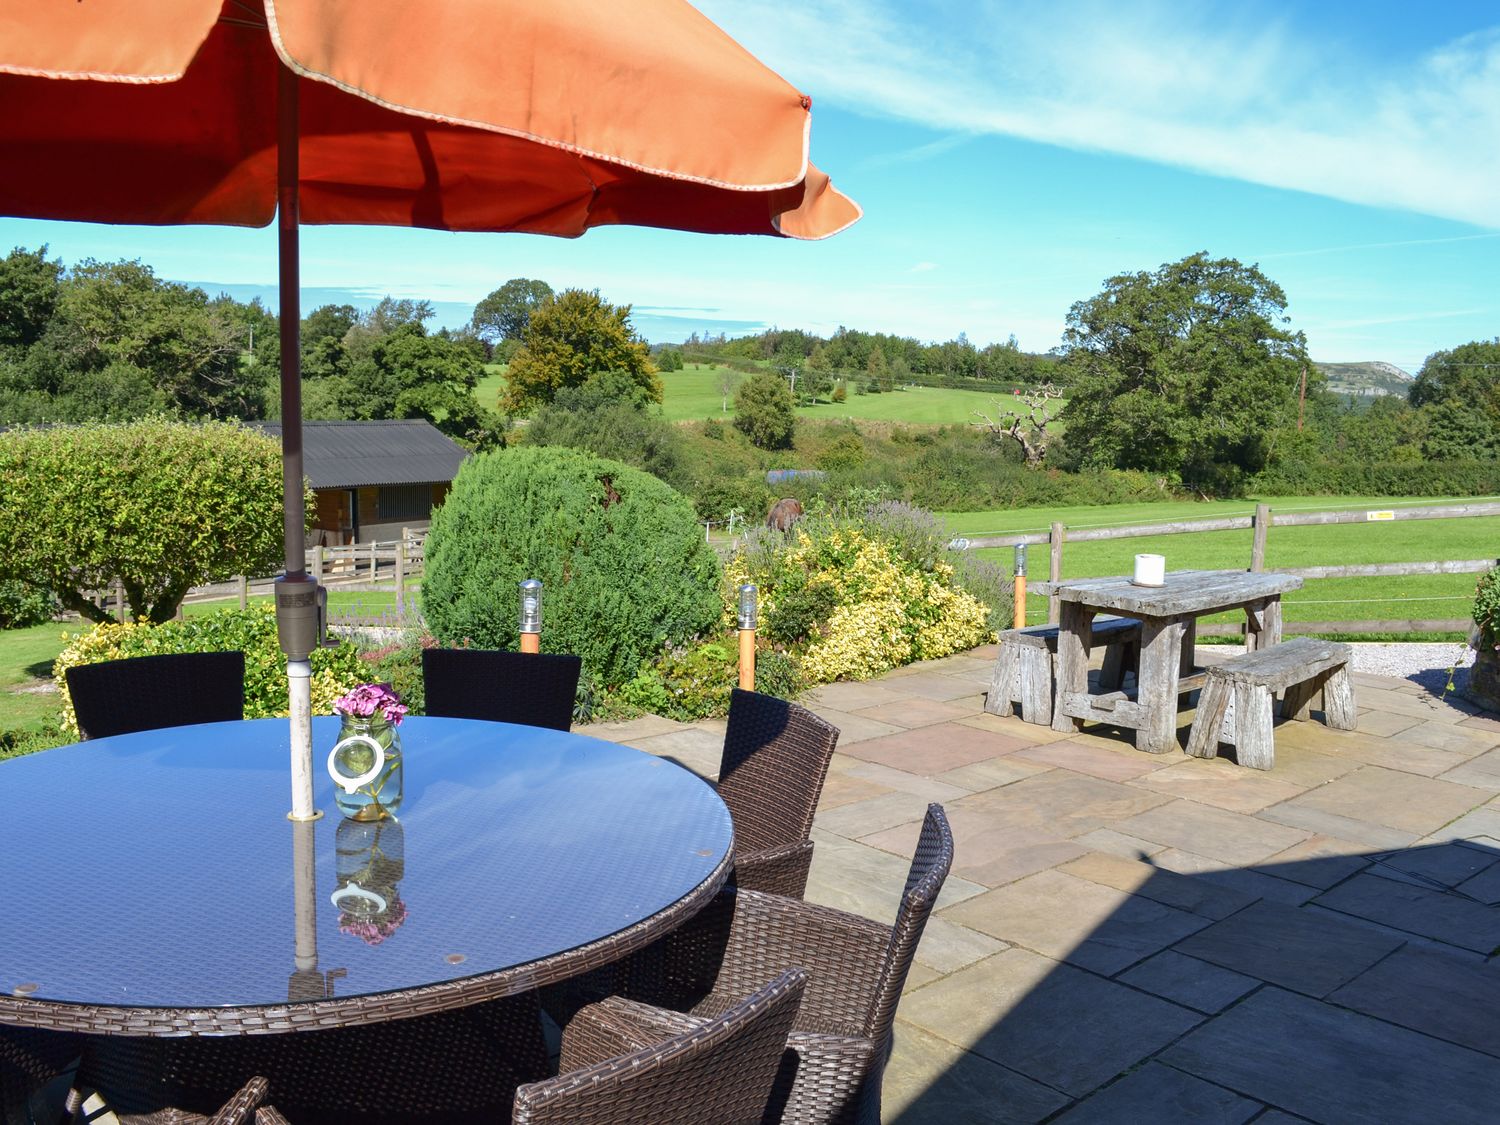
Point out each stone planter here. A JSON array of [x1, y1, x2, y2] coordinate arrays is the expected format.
[[1464, 643, 1500, 714]]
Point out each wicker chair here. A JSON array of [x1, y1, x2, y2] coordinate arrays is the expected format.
[[421, 648, 582, 731], [718, 689, 839, 899], [622, 803, 954, 1125], [514, 969, 807, 1125], [63, 1075, 272, 1125], [0, 1025, 82, 1125], [65, 652, 246, 741]]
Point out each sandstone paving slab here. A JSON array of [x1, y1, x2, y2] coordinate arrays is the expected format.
[[1171, 900, 1404, 996], [581, 713, 691, 743], [1311, 871, 1500, 953], [626, 727, 723, 780], [899, 948, 1201, 1098], [1011, 739, 1171, 783], [860, 804, 1091, 885], [1416, 804, 1500, 845], [798, 706, 906, 745], [1329, 944, 1500, 1059], [1459, 712, 1500, 733], [956, 711, 1075, 743], [932, 755, 1054, 794], [816, 791, 950, 839], [1364, 839, 1498, 888], [902, 962, 943, 993], [1353, 708, 1422, 737], [1051, 1062, 1262, 1125], [1070, 827, 1166, 860], [951, 769, 1172, 840], [816, 769, 895, 811], [1224, 740, 1360, 790], [1257, 802, 1419, 851], [1163, 986, 1500, 1125], [1257, 834, 1373, 889], [808, 828, 985, 919], [1113, 800, 1312, 866], [1291, 729, 1483, 778], [1264, 764, 1487, 838], [843, 722, 1032, 774], [913, 915, 1010, 975], [855, 696, 984, 729], [806, 679, 920, 712], [1117, 950, 1260, 1014], [833, 758, 972, 801], [883, 670, 992, 702], [1438, 746, 1500, 790], [1148, 849, 1318, 906], [1357, 687, 1478, 725], [1125, 758, 1307, 814], [1402, 719, 1500, 754], [940, 868, 1210, 975], [1058, 851, 1256, 920], [880, 1019, 1069, 1125]]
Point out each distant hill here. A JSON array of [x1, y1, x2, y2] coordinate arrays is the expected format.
[[1314, 361, 1413, 398]]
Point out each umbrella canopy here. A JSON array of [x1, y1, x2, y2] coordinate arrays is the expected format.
[[0, 0, 858, 819], [0, 0, 858, 239]]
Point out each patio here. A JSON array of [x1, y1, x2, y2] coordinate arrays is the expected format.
[[586, 645, 1500, 1124]]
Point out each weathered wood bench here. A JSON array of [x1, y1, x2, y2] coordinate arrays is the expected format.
[[1186, 637, 1355, 770], [986, 615, 1142, 725]]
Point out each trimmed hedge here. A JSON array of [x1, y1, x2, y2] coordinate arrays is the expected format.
[[422, 446, 722, 689], [1252, 459, 1500, 498]]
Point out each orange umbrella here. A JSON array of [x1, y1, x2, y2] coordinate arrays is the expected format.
[[0, 0, 859, 818]]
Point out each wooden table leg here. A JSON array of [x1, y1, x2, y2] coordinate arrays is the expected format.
[[1051, 600, 1093, 733], [1245, 597, 1283, 654], [1136, 616, 1186, 753], [1179, 616, 1197, 676]]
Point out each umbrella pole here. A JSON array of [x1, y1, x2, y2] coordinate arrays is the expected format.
[[273, 63, 321, 823]]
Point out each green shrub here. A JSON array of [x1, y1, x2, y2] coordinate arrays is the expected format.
[[52, 605, 367, 737], [422, 446, 722, 688], [1253, 459, 1500, 498], [733, 371, 796, 450], [1473, 567, 1500, 648], [815, 433, 866, 472], [0, 579, 57, 629], [357, 630, 433, 716]]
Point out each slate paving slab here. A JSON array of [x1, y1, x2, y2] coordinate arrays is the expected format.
[[1051, 1062, 1262, 1125], [1257, 834, 1373, 889], [1164, 986, 1500, 1125], [1133, 848, 1319, 906], [1364, 839, 1498, 888], [882, 1020, 1069, 1125], [1311, 871, 1500, 953], [1117, 950, 1260, 1014], [899, 948, 1202, 1098], [1172, 900, 1404, 996]]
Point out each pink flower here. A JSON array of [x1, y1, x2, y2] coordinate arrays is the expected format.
[[335, 683, 407, 726], [338, 898, 409, 945]]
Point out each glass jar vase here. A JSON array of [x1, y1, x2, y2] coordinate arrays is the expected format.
[[327, 714, 404, 821]]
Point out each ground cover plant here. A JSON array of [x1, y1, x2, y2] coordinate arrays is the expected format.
[[944, 495, 1493, 639]]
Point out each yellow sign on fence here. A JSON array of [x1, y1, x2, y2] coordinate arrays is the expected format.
[[1366, 510, 1396, 521]]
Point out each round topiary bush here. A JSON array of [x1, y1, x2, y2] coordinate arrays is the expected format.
[[422, 447, 723, 689]]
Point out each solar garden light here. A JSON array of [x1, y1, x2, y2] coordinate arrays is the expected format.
[[519, 579, 542, 654], [737, 584, 758, 691], [1013, 544, 1027, 631]]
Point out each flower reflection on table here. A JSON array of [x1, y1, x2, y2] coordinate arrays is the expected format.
[[332, 817, 407, 946]]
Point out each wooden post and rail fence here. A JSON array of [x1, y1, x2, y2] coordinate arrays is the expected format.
[[968, 500, 1500, 639]]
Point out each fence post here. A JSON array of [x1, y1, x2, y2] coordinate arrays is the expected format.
[[1251, 503, 1270, 572], [113, 578, 125, 621], [1048, 522, 1065, 625], [395, 537, 406, 614], [237, 575, 249, 610], [311, 545, 323, 583], [369, 540, 378, 580]]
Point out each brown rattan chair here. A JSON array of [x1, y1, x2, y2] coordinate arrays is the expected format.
[[514, 969, 807, 1125], [621, 803, 954, 1125], [0, 1025, 81, 1125], [422, 648, 582, 731], [717, 688, 839, 899], [65, 652, 245, 740], [64, 1074, 272, 1125]]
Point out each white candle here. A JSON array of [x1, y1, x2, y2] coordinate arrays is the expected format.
[[1134, 553, 1165, 586]]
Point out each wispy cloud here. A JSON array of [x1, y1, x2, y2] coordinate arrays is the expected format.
[[859, 132, 973, 171], [1257, 232, 1500, 259], [698, 0, 1500, 228], [909, 261, 938, 273]]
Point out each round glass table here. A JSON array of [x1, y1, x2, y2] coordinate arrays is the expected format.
[[0, 715, 734, 1036]]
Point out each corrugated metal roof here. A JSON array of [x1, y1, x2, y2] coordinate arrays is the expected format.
[[252, 420, 470, 490]]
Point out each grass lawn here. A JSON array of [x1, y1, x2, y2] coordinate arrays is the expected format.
[[0, 620, 72, 732], [942, 496, 1490, 638]]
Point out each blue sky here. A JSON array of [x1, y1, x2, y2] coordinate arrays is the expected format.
[[2, 0, 1496, 371]]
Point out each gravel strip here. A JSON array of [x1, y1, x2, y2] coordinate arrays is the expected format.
[[1346, 640, 1475, 696]]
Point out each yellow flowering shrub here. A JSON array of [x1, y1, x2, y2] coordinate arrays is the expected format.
[[53, 605, 366, 736], [727, 520, 991, 685]]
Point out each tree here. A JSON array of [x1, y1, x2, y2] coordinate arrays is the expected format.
[[503, 288, 659, 413], [734, 370, 795, 449], [344, 322, 499, 445], [655, 347, 684, 372], [0, 418, 289, 623], [1410, 339, 1500, 457], [471, 278, 554, 346], [1059, 252, 1308, 489], [717, 367, 742, 412], [525, 370, 686, 488], [971, 383, 1064, 468], [0, 245, 62, 349]]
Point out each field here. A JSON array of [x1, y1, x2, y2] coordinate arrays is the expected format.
[[479, 360, 1035, 427], [943, 496, 1492, 638]]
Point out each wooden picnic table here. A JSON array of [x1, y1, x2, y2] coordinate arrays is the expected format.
[[1031, 569, 1304, 754]]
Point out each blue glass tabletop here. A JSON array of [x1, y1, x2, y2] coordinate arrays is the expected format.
[[0, 716, 732, 1015]]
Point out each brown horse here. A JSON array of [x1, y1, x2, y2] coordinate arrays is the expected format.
[[766, 497, 804, 531]]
